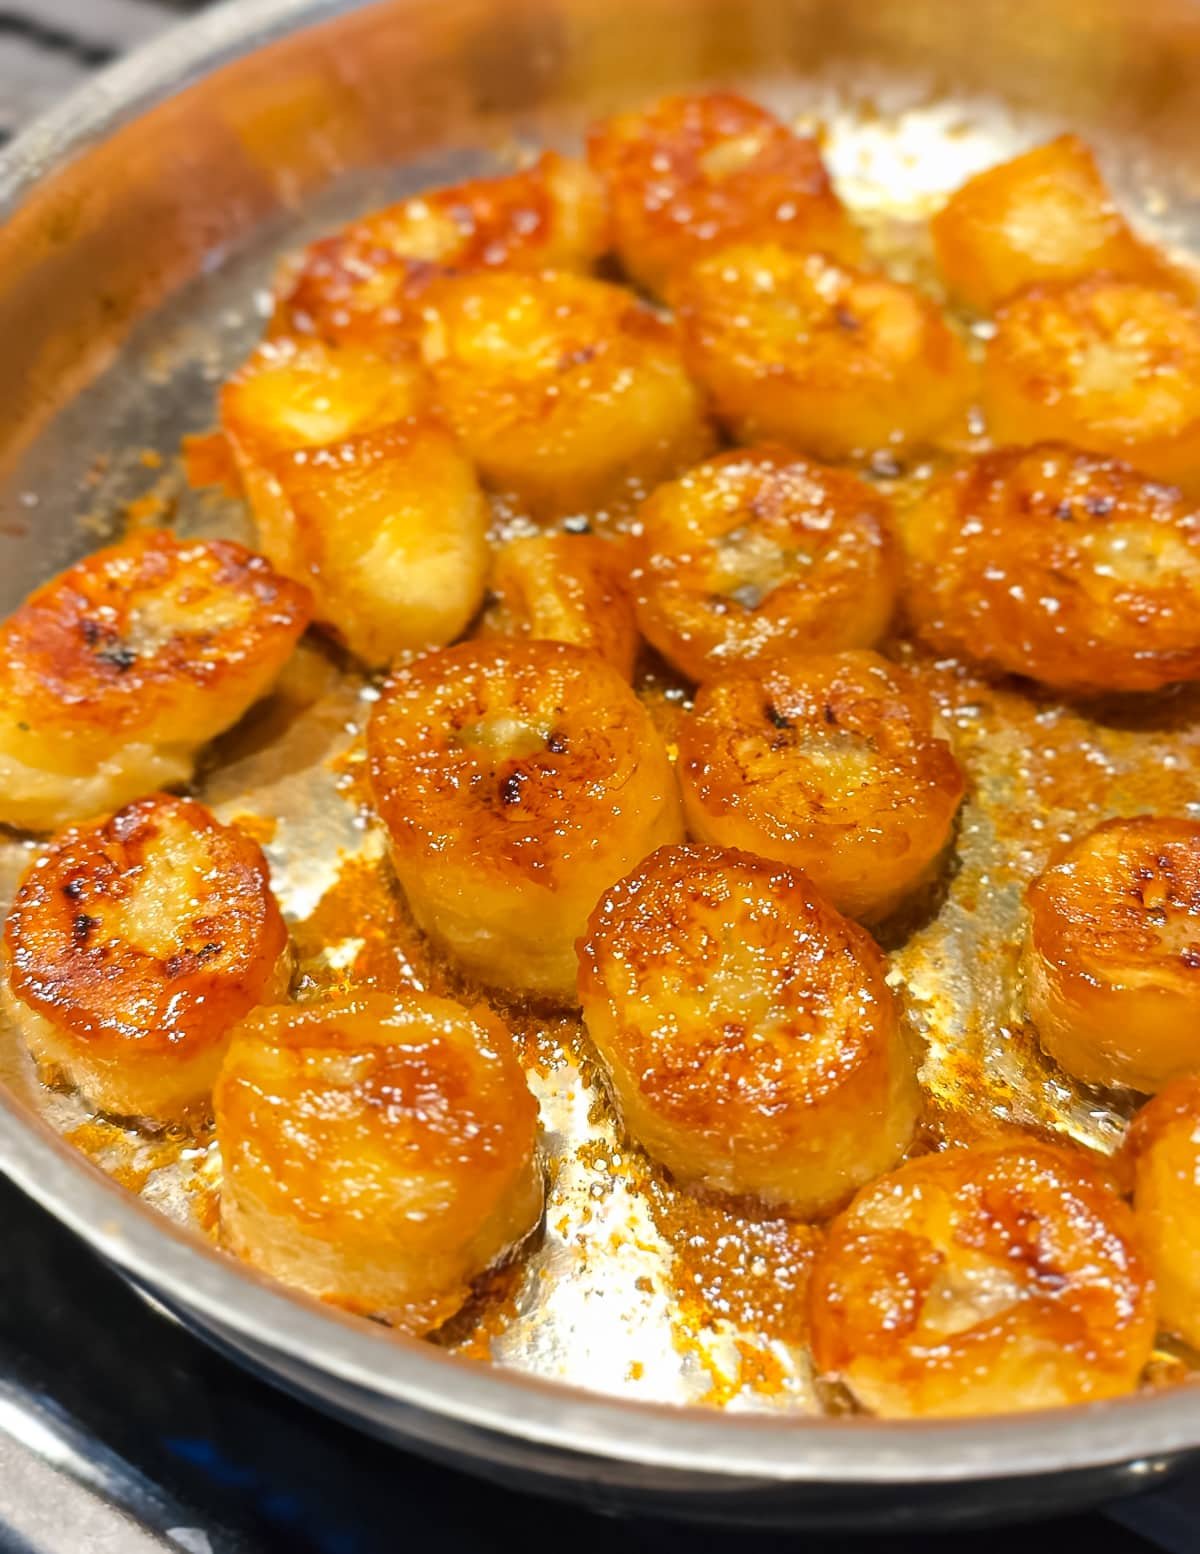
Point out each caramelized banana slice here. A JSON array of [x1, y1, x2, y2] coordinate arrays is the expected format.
[[1124, 1076, 1200, 1350], [484, 533, 639, 679], [932, 135, 1178, 313], [903, 444, 1200, 694], [587, 90, 860, 296], [2, 795, 290, 1123], [670, 243, 972, 461], [274, 152, 608, 344], [983, 278, 1200, 491], [222, 336, 488, 665], [0, 531, 311, 832], [419, 268, 713, 518], [635, 446, 899, 682], [272, 233, 424, 349], [263, 422, 489, 667], [215, 991, 543, 1331], [677, 651, 964, 922], [577, 843, 920, 1213], [367, 639, 683, 1000], [220, 334, 430, 570], [1024, 815, 1200, 1093], [809, 1140, 1155, 1417]]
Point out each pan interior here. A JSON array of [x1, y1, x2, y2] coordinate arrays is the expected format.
[[1, 0, 1200, 1425]]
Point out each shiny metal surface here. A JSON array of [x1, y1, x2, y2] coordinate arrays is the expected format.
[[4, 0, 1200, 1524]]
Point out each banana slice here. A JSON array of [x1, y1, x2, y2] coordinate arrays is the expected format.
[[265, 421, 489, 667], [932, 135, 1178, 313], [418, 268, 714, 519], [809, 1140, 1156, 1417], [677, 650, 964, 922], [215, 990, 543, 1332], [0, 530, 311, 832], [1125, 1076, 1200, 1351], [670, 243, 972, 461], [1024, 815, 1200, 1093], [903, 443, 1200, 695], [588, 90, 860, 296], [577, 842, 920, 1214], [222, 335, 489, 666], [366, 639, 683, 1001], [484, 533, 640, 679], [274, 152, 608, 345], [221, 334, 429, 571], [635, 445, 899, 682], [3, 795, 290, 1124], [983, 277, 1200, 491]]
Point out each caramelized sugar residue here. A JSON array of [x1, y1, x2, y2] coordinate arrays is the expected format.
[[642, 1171, 821, 1345]]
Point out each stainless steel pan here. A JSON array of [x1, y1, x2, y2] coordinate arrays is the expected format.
[[2, 0, 1200, 1527]]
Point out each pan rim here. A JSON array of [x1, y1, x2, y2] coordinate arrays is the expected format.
[[1, 0, 1198, 1487]]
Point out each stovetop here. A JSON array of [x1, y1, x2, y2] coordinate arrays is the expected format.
[[0, 1170, 1191, 1554]]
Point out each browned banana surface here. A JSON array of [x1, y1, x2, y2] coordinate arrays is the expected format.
[[635, 446, 899, 682], [983, 277, 1200, 492], [366, 638, 683, 1000], [1024, 814, 1200, 1094], [809, 1140, 1156, 1417], [215, 990, 543, 1332], [577, 843, 920, 1215], [588, 90, 859, 296], [677, 650, 964, 921], [671, 243, 972, 461], [903, 444, 1200, 694], [3, 795, 290, 1124], [0, 530, 311, 831], [932, 135, 1179, 313]]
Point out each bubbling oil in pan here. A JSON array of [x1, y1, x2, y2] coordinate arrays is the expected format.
[[1, 92, 1198, 1413]]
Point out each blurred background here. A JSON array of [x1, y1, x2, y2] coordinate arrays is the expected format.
[[0, 0, 198, 144]]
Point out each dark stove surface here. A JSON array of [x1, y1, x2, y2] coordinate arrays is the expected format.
[[0, 1172, 1189, 1554]]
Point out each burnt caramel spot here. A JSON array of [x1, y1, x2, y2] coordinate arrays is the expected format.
[[500, 772, 527, 806], [72, 913, 100, 945]]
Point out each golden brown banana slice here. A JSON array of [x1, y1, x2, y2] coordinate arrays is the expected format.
[[1024, 815, 1200, 1093], [670, 243, 972, 461], [215, 990, 543, 1332], [221, 335, 489, 666], [634, 446, 899, 683], [932, 135, 1178, 313], [264, 422, 489, 667], [983, 277, 1200, 491], [902, 444, 1200, 695], [2, 795, 290, 1124], [484, 533, 640, 679], [1124, 1076, 1200, 1351], [418, 268, 714, 519], [587, 90, 860, 296], [0, 531, 311, 832], [220, 334, 429, 569], [366, 639, 683, 1001], [577, 843, 920, 1214], [273, 152, 608, 345], [677, 651, 964, 922], [809, 1140, 1155, 1417]]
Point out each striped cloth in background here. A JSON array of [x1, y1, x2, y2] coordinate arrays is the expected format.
[[0, 0, 206, 143]]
